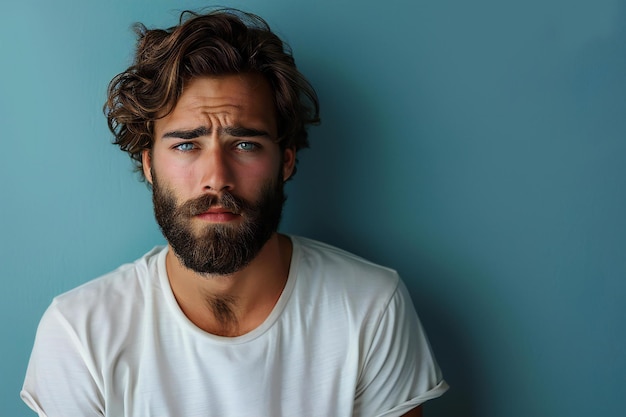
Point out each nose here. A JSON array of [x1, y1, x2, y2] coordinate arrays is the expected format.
[[199, 146, 234, 192]]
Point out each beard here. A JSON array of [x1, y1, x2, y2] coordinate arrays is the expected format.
[[151, 171, 286, 276]]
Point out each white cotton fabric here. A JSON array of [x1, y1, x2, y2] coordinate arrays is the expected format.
[[22, 236, 447, 417]]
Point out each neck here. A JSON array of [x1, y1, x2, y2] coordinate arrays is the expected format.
[[165, 233, 292, 336]]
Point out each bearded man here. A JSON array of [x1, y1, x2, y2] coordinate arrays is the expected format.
[[21, 9, 447, 417]]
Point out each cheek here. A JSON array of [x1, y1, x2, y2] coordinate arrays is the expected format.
[[239, 157, 283, 183], [170, 167, 200, 191], [152, 156, 197, 188], [241, 163, 274, 178]]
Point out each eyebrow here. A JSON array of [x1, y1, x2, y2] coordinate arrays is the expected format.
[[161, 126, 210, 140], [161, 126, 272, 140], [224, 126, 272, 138]]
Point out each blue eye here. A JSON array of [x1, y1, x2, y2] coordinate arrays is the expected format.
[[174, 142, 195, 152], [236, 142, 258, 151]]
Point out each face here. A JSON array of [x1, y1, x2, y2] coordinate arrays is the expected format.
[[143, 74, 295, 275]]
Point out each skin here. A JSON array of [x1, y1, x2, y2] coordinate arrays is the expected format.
[[141, 72, 423, 416], [404, 406, 423, 416], [142, 73, 295, 337]]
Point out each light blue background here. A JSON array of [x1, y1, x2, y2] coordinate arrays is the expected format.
[[1, 1, 625, 416]]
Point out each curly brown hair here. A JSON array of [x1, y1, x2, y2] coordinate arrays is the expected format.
[[104, 8, 320, 180]]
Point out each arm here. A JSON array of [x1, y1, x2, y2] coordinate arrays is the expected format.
[[354, 279, 447, 417], [21, 304, 104, 416], [401, 405, 423, 417]]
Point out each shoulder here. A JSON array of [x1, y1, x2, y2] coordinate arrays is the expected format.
[[47, 246, 166, 332], [292, 235, 399, 283], [289, 236, 403, 314]]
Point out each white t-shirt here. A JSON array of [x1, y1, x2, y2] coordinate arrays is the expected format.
[[22, 236, 447, 417]]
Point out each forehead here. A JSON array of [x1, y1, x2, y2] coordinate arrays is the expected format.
[[155, 73, 277, 135]]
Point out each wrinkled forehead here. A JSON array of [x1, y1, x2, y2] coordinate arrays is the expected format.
[[155, 74, 278, 137]]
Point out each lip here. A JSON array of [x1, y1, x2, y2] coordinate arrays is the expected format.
[[195, 207, 241, 222], [205, 207, 235, 214]]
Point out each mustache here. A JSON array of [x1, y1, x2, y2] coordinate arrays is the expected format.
[[180, 192, 247, 217]]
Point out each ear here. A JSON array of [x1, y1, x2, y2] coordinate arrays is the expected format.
[[142, 149, 153, 185], [282, 146, 296, 181]]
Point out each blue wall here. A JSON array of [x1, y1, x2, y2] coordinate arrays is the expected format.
[[2, 1, 625, 416]]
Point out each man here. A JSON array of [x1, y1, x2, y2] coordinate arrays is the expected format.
[[21, 9, 447, 417]]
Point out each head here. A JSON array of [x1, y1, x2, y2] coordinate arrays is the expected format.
[[104, 9, 320, 275], [105, 8, 319, 181]]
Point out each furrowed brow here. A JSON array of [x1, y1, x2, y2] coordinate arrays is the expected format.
[[161, 126, 211, 140], [222, 126, 272, 138]]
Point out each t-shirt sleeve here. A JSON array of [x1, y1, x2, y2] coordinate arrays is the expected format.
[[353, 278, 448, 417], [21, 303, 104, 417]]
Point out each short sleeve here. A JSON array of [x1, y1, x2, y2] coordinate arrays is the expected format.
[[353, 279, 448, 417], [21, 303, 104, 417]]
